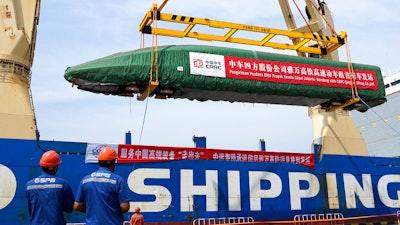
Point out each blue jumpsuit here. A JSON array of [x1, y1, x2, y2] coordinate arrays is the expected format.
[[26, 172, 74, 225], [75, 167, 132, 225]]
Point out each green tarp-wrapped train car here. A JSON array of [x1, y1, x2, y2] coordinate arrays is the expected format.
[[64, 45, 385, 111]]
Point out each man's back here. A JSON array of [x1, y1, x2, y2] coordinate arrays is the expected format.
[[26, 172, 74, 225], [75, 167, 131, 225]]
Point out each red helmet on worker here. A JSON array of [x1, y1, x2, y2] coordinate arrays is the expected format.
[[134, 207, 141, 213], [39, 150, 62, 167], [98, 146, 117, 161]]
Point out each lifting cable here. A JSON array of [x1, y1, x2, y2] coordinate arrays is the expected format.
[[138, 31, 146, 144], [344, 36, 359, 98], [138, 30, 146, 144], [306, 0, 359, 98], [309, 0, 359, 100], [138, 88, 150, 145], [300, 1, 397, 137], [293, 0, 359, 102], [149, 4, 159, 87], [307, 0, 338, 36], [138, 1, 164, 144], [291, 0, 324, 49]]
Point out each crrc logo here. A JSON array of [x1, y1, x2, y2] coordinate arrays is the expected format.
[[193, 59, 203, 68]]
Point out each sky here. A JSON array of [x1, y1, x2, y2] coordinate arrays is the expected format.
[[30, 0, 400, 153]]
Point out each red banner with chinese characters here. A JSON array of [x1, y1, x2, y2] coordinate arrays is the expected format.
[[224, 55, 378, 90], [117, 144, 314, 168]]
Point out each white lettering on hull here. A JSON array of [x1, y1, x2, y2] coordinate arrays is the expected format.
[[326, 173, 339, 209], [128, 168, 172, 212], [249, 171, 281, 211], [289, 172, 319, 210], [180, 170, 218, 212], [343, 174, 374, 208], [378, 174, 400, 208], [126, 169, 400, 213], [2, 165, 400, 214], [228, 171, 241, 211]]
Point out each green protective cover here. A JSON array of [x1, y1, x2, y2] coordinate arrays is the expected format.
[[64, 45, 386, 109]]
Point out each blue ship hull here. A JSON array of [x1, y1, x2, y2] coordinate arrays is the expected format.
[[1, 138, 399, 224]]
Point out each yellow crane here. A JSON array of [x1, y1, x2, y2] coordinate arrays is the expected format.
[[0, 0, 40, 139], [139, 3, 346, 57]]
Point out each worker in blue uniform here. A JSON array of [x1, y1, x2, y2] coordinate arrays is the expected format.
[[74, 146, 131, 225], [26, 150, 74, 225]]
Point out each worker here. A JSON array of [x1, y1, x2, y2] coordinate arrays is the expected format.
[[130, 207, 144, 225], [74, 146, 131, 225], [26, 150, 74, 225]]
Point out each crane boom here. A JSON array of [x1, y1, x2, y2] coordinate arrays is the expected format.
[[0, 0, 41, 139]]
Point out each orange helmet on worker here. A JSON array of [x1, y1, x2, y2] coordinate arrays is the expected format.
[[98, 146, 117, 161], [39, 150, 62, 167]]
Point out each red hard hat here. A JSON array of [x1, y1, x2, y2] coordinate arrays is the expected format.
[[135, 207, 140, 213], [39, 150, 62, 167], [98, 146, 117, 161]]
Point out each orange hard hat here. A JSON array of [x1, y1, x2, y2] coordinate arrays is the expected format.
[[134, 207, 140, 213], [98, 146, 117, 161], [39, 150, 62, 167]]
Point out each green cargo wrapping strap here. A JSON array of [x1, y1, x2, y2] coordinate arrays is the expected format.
[[64, 45, 386, 112]]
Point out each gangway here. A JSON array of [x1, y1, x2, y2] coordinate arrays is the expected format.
[[294, 213, 344, 225], [193, 217, 254, 225]]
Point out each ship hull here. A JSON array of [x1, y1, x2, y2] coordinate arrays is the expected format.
[[1, 138, 400, 224], [352, 84, 400, 157]]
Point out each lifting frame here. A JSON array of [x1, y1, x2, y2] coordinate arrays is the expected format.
[[137, 2, 360, 111]]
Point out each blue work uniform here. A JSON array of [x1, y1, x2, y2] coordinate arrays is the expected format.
[[26, 172, 74, 225], [75, 167, 132, 225]]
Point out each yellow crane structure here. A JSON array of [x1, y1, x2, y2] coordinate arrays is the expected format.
[[138, 4, 346, 57], [0, 0, 39, 139]]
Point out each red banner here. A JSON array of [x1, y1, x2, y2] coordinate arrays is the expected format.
[[117, 144, 314, 168], [224, 55, 378, 90]]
